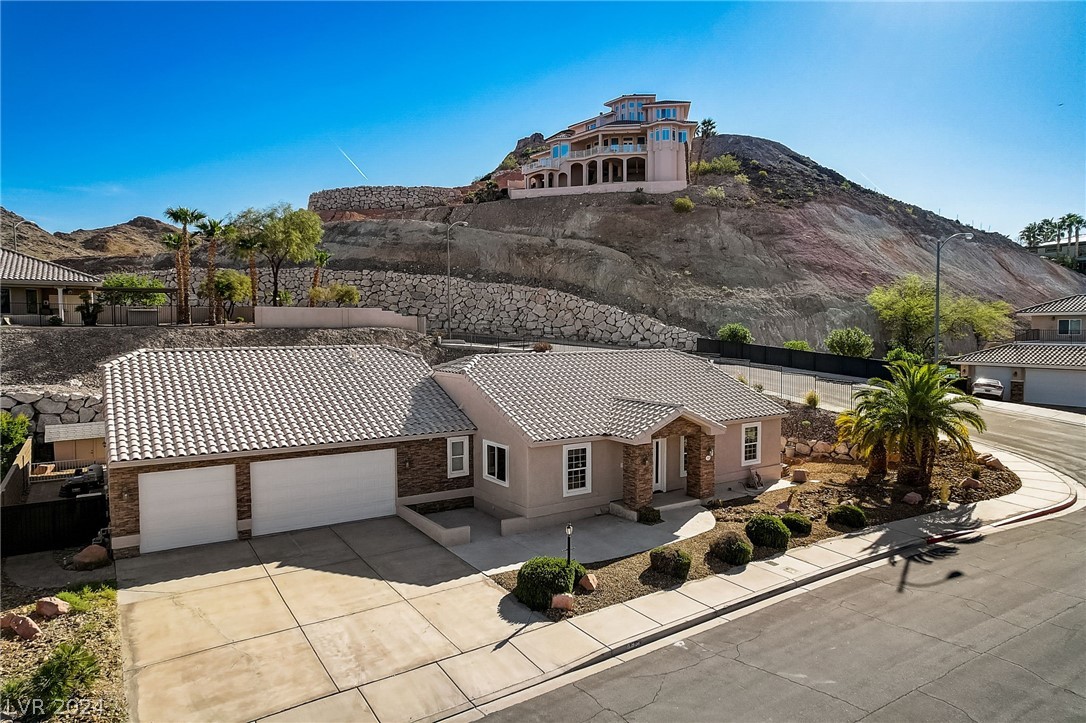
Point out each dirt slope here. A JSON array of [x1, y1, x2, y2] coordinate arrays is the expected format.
[[0, 208, 87, 259], [54, 216, 177, 259]]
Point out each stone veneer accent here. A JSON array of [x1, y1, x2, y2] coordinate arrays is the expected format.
[[108, 437, 472, 554], [2, 387, 104, 443], [622, 418, 716, 509], [149, 267, 699, 350], [308, 185, 462, 212]]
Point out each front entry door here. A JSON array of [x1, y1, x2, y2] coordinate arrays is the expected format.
[[652, 439, 666, 492]]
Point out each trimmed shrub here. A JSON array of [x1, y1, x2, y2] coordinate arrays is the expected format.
[[672, 196, 695, 213], [780, 512, 813, 535], [1, 411, 31, 475], [514, 557, 582, 610], [637, 506, 662, 525], [710, 532, 753, 565], [704, 186, 727, 205], [734, 173, 750, 185], [783, 340, 812, 351], [630, 190, 648, 205], [753, 383, 764, 392], [649, 546, 692, 580], [824, 327, 875, 358], [804, 390, 819, 409], [886, 346, 923, 365], [828, 504, 868, 529], [745, 513, 791, 549], [47, 315, 63, 326], [717, 323, 754, 343], [532, 341, 552, 353]]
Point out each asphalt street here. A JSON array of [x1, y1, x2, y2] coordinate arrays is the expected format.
[[488, 407, 1086, 723]]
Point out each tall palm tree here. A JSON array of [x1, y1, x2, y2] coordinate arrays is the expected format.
[[164, 207, 207, 324], [160, 232, 183, 320], [308, 249, 331, 307], [842, 361, 985, 487], [196, 218, 227, 325], [1018, 222, 1041, 249], [1060, 212, 1085, 262], [692, 118, 717, 182], [227, 207, 270, 308], [1039, 217, 1060, 255]]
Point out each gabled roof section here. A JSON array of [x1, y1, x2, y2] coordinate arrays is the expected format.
[[104, 345, 475, 463], [951, 343, 1086, 369], [437, 349, 786, 443], [0, 248, 100, 285], [1015, 294, 1086, 315]]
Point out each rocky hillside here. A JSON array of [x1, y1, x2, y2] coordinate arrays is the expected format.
[[55, 216, 177, 258], [0, 208, 87, 259]]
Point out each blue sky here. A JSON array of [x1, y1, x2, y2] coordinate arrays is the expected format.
[[1, 2, 1083, 237]]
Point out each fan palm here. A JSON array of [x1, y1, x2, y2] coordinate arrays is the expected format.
[[164, 207, 207, 324], [308, 249, 332, 307], [1039, 217, 1060, 255], [195, 218, 229, 324], [1018, 222, 1041, 249], [1060, 212, 1084, 262]]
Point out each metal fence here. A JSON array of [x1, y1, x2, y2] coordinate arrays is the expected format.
[[697, 338, 891, 380], [713, 359, 863, 411], [2, 302, 255, 327], [442, 330, 620, 353], [1, 493, 108, 556]]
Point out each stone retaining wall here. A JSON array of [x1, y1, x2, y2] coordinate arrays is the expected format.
[[782, 435, 861, 464], [149, 267, 700, 350], [2, 387, 104, 443], [308, 185, 461, 212]]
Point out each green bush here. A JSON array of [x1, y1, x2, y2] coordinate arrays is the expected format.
[[1, 411, 31, 475], [804, 390, 820, 409], [704, 186, 727, 205], [5, 643, 100, 723], [745, 513, 791, 549], [886, 346, 923, 365], [783, 340, 812, 351], [691, 154, 742, 177], [47, 315, 63, 326], [672, 196, 695, 213], [841, 181, 852, 190], [710, 532, 753, 565], [734, 173, 750, 185], [630, 190, 649, 205], [825, 327, 875, 358], [637, 506, 662, 525], [780, 512, 813, 535], [828, 504, 867, 529], [276, 289, 294, 306], [514, 557, 583, 610], [757, 170, 769, 178], [101, 272, 169, 306], [56, 581, 117, 614], [717, 323, 754, 343], [649, 546, 692, 580]]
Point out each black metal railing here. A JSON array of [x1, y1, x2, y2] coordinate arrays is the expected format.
[[1014, 329, 1085, 343], [696, 338, 892, 380]]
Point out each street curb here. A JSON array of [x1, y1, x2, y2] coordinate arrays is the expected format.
[[461, 459, 1079, 721]]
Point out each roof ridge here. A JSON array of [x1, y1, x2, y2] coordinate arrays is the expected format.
[[1015, 293, 1086, 313]]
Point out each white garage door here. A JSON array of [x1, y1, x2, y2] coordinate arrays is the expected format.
[[974, 366, 1013, 400], [1025, 369, 1086, 407], [250, 449, 396, 536], [139, 465, 237, 554]]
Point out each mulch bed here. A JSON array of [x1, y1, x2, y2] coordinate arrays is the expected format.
[[491, 445, 1021, 618], [0, 565, 127, 723], [780, 402, 839, 444]]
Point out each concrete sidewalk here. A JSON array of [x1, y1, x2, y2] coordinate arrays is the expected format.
[[257, 446, 1079, 723]]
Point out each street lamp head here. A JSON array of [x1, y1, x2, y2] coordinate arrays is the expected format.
[[566, 523, 573, 537], [452, 221, 468, 228]]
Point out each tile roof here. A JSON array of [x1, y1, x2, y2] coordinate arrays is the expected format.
[[434, 349, 786, 443], [1015, 294, 1086, 315], [951, 343, 1086, 369], [104, 346, 475, 463], [0, 248, 100, 285], [44, 422, 106, 443]]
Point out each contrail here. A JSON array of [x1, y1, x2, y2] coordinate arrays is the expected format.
[[857, 170, 882, 194], [336, 145, 368, 180]]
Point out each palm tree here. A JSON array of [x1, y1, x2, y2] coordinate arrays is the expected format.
[[308, 249, 331, 307], [841, 361, 985, 487], [1060, 212, 1085, 263], [692, 118, 717, 182], [196, 218, 227, 325], [227, 207, 270, 308], [836, 403, 895, 478], [1018, 222, 1041, 249], [1039, 217, 1060, 255], [159, 232, 183, 320], [164, 207, 207, 324]]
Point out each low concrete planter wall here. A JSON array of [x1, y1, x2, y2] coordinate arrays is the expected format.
[[397, 505, 471, 547], [255, 306, 425, 332]]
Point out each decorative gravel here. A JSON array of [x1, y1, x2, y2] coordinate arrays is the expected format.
[[780, 401, 839, 444], [492, 447, 1021, 618]]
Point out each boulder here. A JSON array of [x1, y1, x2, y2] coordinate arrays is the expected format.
[[984, 457, 1006, 471], [902, 492, 923, 505], [551, 593, 575, 611], [35, 397, 68, 415], [791, 468, 809, 483], [9, 391, 43, 404], [10, 403, 34, 420], [10, 615, 41, 641], [70, 544, 110, 571], [578, 573, 598, 592], [0, 612, 15, 629], [812, 440, 834, 454], [962, 477, 982, 490], [834, 443, 850, 456], [36, 597, 71, 619], [795, 443, 812, 456]]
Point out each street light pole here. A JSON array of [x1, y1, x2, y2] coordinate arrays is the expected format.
[[12, 220, 28, 252], [933, 232, 974, 362], [445, 221, 468, 338]]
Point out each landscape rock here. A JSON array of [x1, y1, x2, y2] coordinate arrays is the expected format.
[[795, 443, 812, 456], [812, 440, 834, 454], [578, 574, 598, 592], [551, 593, 575, 611], [10, 615, 41, 641], [35, 397, 69, 415], [984, 457, 1006, 471], [0, 612, 15, 629], [35, 597, 71, 619], [962, 477, 982, 490], [791, 468, 808, 483], [70, 544, 111, 571], [902, 492, 923, 505]]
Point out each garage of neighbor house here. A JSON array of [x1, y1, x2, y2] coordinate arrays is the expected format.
[[954, 343, 1086, 408], [103, 345, 476, 557]]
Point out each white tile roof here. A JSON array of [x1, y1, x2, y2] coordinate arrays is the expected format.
[[104, 346, 475, 463], [44, 422, 106, 443], [1016, 294, 1086, 315], [0, 248, 100, 285], [434, 349, 787, 443], [952, 343, 1086, 369]]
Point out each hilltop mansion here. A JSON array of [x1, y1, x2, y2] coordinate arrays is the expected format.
[[509, 94, 698, 198]]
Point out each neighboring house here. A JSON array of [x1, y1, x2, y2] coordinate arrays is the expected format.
[[510, 93, 698, 199], [1028, 240, 1085, 273], [952, 293, 1086, 408], [103, 346, 476, 557], [432, 349, 787, 530], [0, 248, 101, 324], [44, 422, 107, 463]]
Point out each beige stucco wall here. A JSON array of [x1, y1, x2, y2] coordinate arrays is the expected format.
[[714, 416, 783, 486], [522, 440, 623, 521], [54, 438, 108, 463], [1024, 313, 1086, 332]]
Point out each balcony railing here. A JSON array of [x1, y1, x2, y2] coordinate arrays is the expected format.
[[524, 144, 647, 170], [1014, 329, 1086, 343]]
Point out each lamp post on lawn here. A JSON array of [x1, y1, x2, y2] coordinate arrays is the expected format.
[[445, 221, 468, 338], [933, 232, 973, 363], [565, 523, 573, 565]]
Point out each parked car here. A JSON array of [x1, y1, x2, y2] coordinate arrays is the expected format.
[[58, 464, 105, 498], [971, 377, 1005, 400]]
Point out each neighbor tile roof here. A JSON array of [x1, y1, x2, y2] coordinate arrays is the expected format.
[[434, 349, 786, 443], [951, 343, 1086, 368], [1015, 294, 1086, 315], [0, 248, 100, 285], [104, 346, 475, 463]]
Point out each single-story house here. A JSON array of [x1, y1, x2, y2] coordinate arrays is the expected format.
[[432, 348, 788, 529], [952, 342, 1086, 408], [0, 248, 101, 323], [44, 422, 108, 463], [104, 346, 476, 557]]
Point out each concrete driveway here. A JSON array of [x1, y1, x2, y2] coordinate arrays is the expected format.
[[117, 517, 548, 722]]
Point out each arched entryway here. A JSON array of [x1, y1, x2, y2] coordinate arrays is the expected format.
[[558, 172, 568, 187], [626, 157, 646, 182], [570, 163, 584, 186]]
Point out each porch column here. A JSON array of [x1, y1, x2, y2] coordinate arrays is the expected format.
[[622, 158, 628, 183], [686, 433, 716, 499], [622, 443, 654, 510], [55, 287, 65, 322]]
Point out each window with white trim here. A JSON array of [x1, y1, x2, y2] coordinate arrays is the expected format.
[[447, 436, 468, 478], [563, 443, 592, 496], [484, 440, 509, 486], [1057, 319, 1081, 335], [741, 423, 761, 466], [679, 436, 688, 477]]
